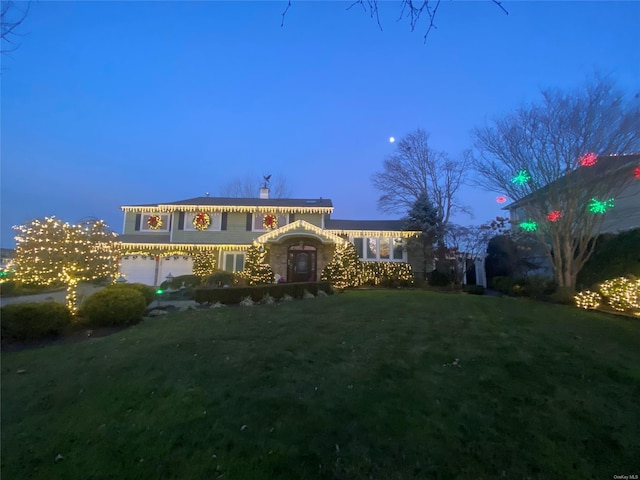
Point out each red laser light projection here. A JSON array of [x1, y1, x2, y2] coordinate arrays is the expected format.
[[496, 196, 507, 204], [547, 210, 562, 222], [579, 152, 598, 167], [634, 166, 640, 179]]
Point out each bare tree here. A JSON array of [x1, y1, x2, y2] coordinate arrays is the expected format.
[[371, 129, 469, 229], [1, 0, 29, 55], [282, 0, 508, 42], [472, 75, 640, 292], [219, 173, 292, 199]]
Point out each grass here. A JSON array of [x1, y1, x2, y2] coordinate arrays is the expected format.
[[2, 290, 639, 479]]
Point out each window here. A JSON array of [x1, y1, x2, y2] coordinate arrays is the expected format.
[[350, 237, 406, 262], [223, 252, 245, 272], [185, 212, 222, 231], [253, 213, 288, 231], [140, 213, 170, 232]]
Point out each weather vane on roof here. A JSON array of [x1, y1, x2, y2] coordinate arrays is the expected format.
[[262, 174, 272, 188]]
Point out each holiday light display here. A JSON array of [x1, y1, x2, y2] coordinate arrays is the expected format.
[[321, 242, 362, 289], [239, 245, 274, 285], [511, 170, 531, 186], [519, 220, 538, 232], [588, 198, 614, 214], [575, 276, 639, 315], [634, 166, 640, 179], [496, 196, 507, 204], [193, 212, 211, 231], [579, 152, 598, 167], [598, 277, 640, 313], [11, 217, 119, 313], [147, 215, 163, 230], [546, 210, 562, 222], [192, 252, 217, 279], [574, 290, 601, 310], [263, 214, 278, 230]]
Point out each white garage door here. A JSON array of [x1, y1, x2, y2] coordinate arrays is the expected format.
[[158, 256, 194, 284], [120, 255, 157, 285]]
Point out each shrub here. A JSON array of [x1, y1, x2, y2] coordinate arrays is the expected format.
[[429, 269, 453, 287], [80, 288, 146, 327], [1, 302, 72, 341], [491, 276, 515, 294], [206, 270, 237, 288], [106, 282, 155, 305], [195, 282, 334, 305], [462, 284, 485, 295], [160, 274, 202, 290]]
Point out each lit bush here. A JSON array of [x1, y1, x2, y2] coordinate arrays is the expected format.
[[574, 290, 601, 310], [598, 276, 640, 313], [574, 276, 639, 315], [362, 262, 414, 287]]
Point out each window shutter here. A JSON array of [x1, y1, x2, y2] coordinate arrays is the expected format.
[[134, 214, 141, 231], [221, 212, 228, 231], [246, 213, 253, 231], [178, 212, 185, 230], [289, 213, 295, 223]]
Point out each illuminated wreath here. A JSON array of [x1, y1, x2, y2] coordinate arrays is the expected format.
[[193, 212, 211, 231], [147, 215, 163, 230], [263, 214, 278, 230]]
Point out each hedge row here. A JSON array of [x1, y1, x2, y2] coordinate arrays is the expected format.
[[194, 282, 334, 305]]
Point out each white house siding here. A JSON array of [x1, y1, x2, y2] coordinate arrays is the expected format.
[[120, 255, 193, 286]]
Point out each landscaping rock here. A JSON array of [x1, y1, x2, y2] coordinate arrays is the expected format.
[[148, 309, 168, 317]]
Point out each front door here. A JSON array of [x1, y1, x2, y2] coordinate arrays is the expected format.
[[287, 245, 317, 282]]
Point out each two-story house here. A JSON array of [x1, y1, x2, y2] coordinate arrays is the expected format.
[[118, 188, 422, 286]]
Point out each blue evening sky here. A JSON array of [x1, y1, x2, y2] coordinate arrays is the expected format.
[[2, 1, 639, 247]]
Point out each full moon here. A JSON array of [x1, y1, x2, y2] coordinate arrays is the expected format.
[[389, 137, 395, 143]]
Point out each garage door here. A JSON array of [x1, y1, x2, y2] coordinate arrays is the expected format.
[[120, 255, 157, 285]]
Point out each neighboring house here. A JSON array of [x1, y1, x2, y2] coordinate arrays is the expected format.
[[506, 153, 640, 234], [503, 153, 640, 276], [118, 188, 424, 286]]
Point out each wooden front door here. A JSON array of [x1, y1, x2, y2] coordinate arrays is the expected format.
[[287, 245, 317, 282]]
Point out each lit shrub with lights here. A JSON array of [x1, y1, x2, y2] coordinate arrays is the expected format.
[[574, 290, 601, 310], [321, 242, 362, 289], [361, 262, 414, 287], [79, 288, 147, 327], [1, 302, 72, 341], [574, 276, 639, 316], [106, 282, 156, 305], [599, 276, 640, 314]]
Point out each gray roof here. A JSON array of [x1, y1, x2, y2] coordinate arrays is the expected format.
[[125, 197, 333, 208], [326, 219, 409, 231]]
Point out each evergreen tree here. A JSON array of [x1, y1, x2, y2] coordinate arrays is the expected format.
[[404, 192, 441, 280], [192, 252, 217, 280], [240, 245, 274, 285], [321, 242, 362, 289]]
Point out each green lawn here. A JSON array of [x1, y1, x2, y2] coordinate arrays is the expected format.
[[2, 290, 639, 479]]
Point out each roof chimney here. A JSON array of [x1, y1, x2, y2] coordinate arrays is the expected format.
[[259, 187, 269, 199]]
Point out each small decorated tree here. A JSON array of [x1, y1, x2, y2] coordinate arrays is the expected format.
[[321, 241, 362, 289], [192, 252, 217, 280], [240, 244, 274, 285], [11, 217, 119, 313]]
